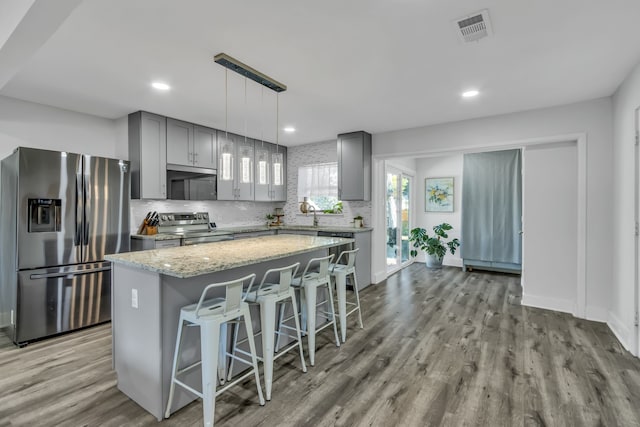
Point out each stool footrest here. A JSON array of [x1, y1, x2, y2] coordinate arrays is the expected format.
[[273, 341, 302, 361], [227, 350, 253, 367], [172, 379, 203, 399], [175, 360, 202, 377], [217, 368, 259, 397]]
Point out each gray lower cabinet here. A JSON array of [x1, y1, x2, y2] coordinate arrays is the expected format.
[[129, 111, 167, 199], [233, 230, 276, 239], [217, 133, 254, 200], [131, 238, 181, 251], [277, 229, 372, 289], [166, 118, 217, 170], [277, 229, 317, 236], [337, 131, 371, 201], [254, 142, 287, 202]]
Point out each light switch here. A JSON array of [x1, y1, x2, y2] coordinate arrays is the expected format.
[[131, 288, 139, 309]]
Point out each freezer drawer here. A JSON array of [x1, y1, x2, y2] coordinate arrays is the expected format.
[[16, 262, 112, 344]]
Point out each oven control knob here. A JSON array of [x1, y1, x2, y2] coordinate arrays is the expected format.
[[161, 215, 167, 221], [169, 215, 174, 221]]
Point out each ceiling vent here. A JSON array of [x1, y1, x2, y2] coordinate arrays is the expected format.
[[454, 9, 493, 43]]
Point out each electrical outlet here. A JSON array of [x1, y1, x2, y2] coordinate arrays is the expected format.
[[131, 288, 139, 309]]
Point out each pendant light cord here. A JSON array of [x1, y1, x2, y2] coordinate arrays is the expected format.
[[225, 68, 228, 140]]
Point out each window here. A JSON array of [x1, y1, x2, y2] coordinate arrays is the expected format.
[[297, 162, 339, 211]]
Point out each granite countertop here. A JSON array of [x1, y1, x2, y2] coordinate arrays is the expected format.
[[131, 233, 184, 241], [107, 234, 354, 278], [131, 224, 372, 240]]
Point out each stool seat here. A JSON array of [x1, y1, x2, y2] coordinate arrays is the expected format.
[[329, 248, 364, 342], [165, 274, 264, 427], [281, 254, 340, 366], [243, 283, 281, 302], [229, 263, 307, 401], [180, 297, 237, 320]]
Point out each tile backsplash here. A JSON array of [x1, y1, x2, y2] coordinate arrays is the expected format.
[[130, 199, 281, 233], [283, 139, 372, 228]]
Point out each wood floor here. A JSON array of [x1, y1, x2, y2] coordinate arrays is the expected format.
[[1, 265, 640, 426]]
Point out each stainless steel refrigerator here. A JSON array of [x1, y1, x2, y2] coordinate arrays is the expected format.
[[0, 147, 130, 346]]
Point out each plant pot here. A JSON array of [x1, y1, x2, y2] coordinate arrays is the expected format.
[[354, 219, 363, 228], [425, 254, 443, 269]]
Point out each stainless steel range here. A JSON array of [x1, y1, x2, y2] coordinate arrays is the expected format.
[[157, 212, 233, 245]]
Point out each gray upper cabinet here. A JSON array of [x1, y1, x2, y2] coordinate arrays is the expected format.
[[166, 118, 193, 166], [217, 132, 254, 200], [254, 141, 287, 202], [337, 131, 371, 201], [129, 111, 167, 199], [166, 118, 217, 169], [193, 126, 217, 169]]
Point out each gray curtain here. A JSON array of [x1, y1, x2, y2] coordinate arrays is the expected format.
[[461, 149, 522, 267]]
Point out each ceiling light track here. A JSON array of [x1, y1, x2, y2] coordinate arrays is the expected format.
[[214, 53, 286, 93]]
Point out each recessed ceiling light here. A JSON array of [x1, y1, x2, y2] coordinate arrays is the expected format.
[[283, 127, 296, 133], [462, 90, 479, 98], [152, 82, 171, 91]]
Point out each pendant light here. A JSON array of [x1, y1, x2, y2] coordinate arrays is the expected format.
[[257, 86, 268, 186], [220, 68, 233, 182], [214, 53, 286, 195], [272, 92, 283, 187], [240, 76, 252, 185]]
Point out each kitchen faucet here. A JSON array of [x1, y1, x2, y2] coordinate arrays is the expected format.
[[309, 206, 319, 227]]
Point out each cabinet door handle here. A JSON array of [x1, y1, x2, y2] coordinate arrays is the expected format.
[[193, 152, 198, 165]]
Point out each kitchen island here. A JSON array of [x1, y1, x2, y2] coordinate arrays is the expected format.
[[105, 234, 354, 421]]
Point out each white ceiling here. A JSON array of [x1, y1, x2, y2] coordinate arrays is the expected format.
[[2, 0, 640, 146]]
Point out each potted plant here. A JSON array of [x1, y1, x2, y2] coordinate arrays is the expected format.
[[266, 213, 275, 226], [353, 215, 363, 228], [409, 223, 460, 269]]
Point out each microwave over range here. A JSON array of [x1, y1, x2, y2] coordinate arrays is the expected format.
[[166, 165, 217, 201]]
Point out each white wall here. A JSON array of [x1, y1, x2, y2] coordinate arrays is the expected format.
[[611, 60, 640, 355], [283, 139, 372, 228], [0, 95, 121, 159], [413, 155, 463, 267], [373, 97, 614, 324]]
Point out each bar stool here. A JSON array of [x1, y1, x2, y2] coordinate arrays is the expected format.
[[277, 254, 340, 366], [228, 263, 307, 401], [165, 274, 265, 427], [329, 248, 364, 342]]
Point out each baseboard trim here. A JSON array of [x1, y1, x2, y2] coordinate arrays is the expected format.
[[444, 258, 463, 268], [521, 293, 575, 315], [585, 305, 608, 323], [607, 310, 633, 354], [373, 269, 387, 284]]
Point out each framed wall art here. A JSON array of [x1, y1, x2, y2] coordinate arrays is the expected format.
[[425, 177, 454, 212]]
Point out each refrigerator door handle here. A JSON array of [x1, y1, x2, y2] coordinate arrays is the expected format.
[[75, 174, 83, 246], [30, 266, 111, 280], [83, 174, 90, 247]]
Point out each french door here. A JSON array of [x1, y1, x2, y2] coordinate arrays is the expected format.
[[386, 166, 412, 274]]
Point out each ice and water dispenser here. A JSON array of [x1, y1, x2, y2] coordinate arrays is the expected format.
[[28, 198, 61, 232]]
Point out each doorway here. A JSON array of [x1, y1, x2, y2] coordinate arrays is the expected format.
[[386, 166, 412, 273]]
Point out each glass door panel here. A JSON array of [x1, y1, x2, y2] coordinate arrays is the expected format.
[[401, 176, 411, 264], [386, 172, 399, 270], [386, 167, 413, 274]]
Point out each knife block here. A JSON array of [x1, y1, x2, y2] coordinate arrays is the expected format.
[[144, 225, 158, 235]]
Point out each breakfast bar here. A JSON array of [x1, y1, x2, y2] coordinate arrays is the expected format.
[[105, 234, 354, 421]]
